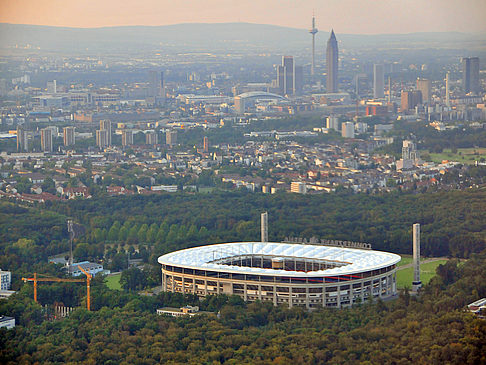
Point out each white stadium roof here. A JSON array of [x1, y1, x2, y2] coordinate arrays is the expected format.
[[158, 242, 401, 277]]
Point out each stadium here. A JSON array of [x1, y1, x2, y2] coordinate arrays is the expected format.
[[158, 241, 401, 309]]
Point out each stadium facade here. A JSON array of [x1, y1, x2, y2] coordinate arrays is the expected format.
[[158, 242, 401, 309]]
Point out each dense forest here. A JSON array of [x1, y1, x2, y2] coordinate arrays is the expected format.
[[1, 249, 485, 364], [1, 189, 485, 280], [31, 189, 486, 255], [1, 188, 486, 363]]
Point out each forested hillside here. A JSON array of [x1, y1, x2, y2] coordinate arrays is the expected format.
[[1, 250, 485, 364], [48, 189, 486, 258], [1, 189, 485, 279]]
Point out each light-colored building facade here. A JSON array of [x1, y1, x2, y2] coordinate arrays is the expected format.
[[99, 120, 112, 146], [0, 270, 11, 291], [341, 122, 355, 138], [166, 130, 177, 146], [146, 131, 158, 145], [291, 181, 307, 194], [96, 129, 109, 149], [0, 316, 15, 329], [121, 130, 134, 147], [16, 126, 29, 152], [326, 115, 340, 132]]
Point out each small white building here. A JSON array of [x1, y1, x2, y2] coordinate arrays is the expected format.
[[0, 316, 15, 329], [0, 270, 11, 291], [68, 261, 104, 277], [157, 305, 203, 317], [468, 298, 486, 318]]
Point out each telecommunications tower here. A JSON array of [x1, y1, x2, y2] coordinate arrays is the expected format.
[[309, 15, 318, 76]]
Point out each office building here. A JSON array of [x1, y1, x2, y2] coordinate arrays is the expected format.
[[354, 74, 369, 96], [0, 269, 11, 290], [416, 78, 431, 104], [40, 128, 53, 152], [277, 65, 285, 95], [326, 30, 339, 93], [99, 120, 112, 146], [326, 115, 340, 131], [445, 72, 451, 107], [121, 130, 134, 147], [276, 56, 302, 95], [462, 57, 480, 94], [16, 126, 29, 152], [166, 130, 177, 146], [373, 64, 384, 99], [294, 66, 303, 94], [401, 90, 422, 111], [341, 122, 355, 138], [283, 56, 294, 95], [96, 130, 109, 149], [149, 70, 165, 102], [63, 127, 75, 147], [146, 131, 158, 145], [47, 80, 57, 94]]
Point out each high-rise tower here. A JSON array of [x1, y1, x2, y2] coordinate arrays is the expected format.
[[445, 72, 450, 107], [326, 30, 339, 93], [63, 126, 75, 147], [148, 70, 165, 104], [99, 120, 112, 147], [40, 128, 53, 152], [276, 56, 302, 95], [462, 57, 480, 94], [373, 64, 384, 99], [416, 78, 431, 104], [309, 15, 318, 76]]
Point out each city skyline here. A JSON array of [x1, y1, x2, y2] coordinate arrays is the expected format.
[[1, 0, 486, 34]]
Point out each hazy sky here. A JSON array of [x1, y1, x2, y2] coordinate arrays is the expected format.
[[1, 0, 486, 34]]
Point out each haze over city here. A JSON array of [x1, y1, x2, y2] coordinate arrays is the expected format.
[[0, 1, 486, 364], [1, 0, 486, 34]]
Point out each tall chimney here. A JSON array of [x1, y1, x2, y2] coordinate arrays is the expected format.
[[412, 223, 422, 291], [261, 212, 268, 242]]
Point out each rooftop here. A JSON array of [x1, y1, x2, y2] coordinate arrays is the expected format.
[[158, 242, 401, 277]]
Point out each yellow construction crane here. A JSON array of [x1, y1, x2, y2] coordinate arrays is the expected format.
[[76, 265, 93, 311], [22, 265, 93, 311]]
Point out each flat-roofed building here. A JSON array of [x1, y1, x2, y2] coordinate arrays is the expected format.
[[63, 126, 75, 147], [40, 128, 53, 152]]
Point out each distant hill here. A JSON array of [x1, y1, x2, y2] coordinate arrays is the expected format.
[[0, 22, 485, 53]]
